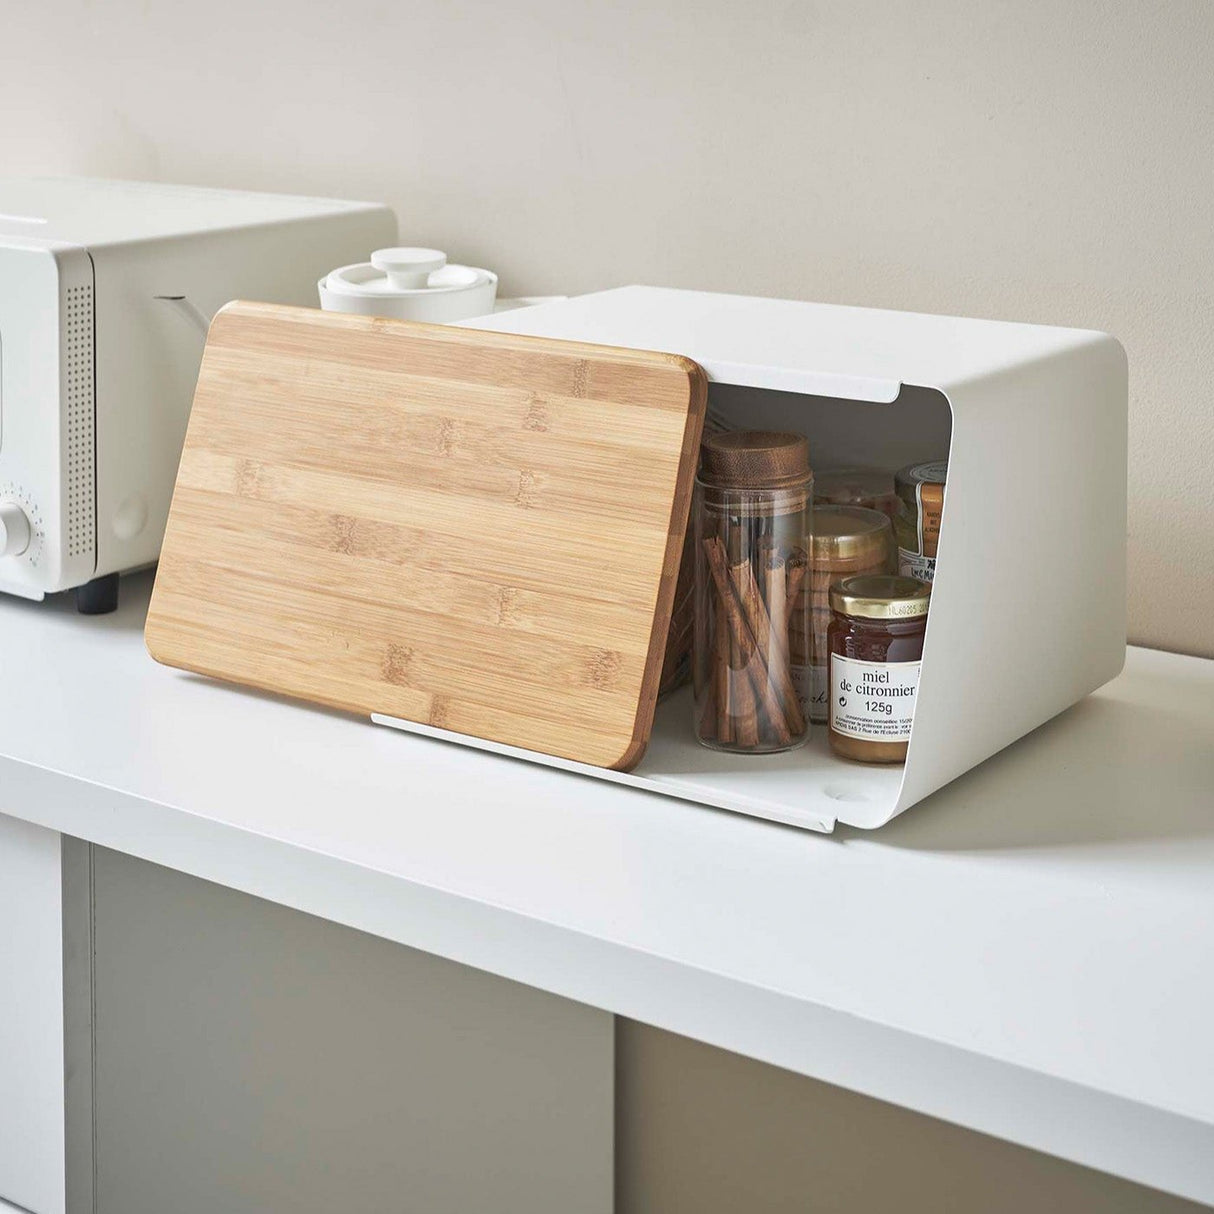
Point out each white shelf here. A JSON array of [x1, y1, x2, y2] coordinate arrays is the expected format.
[[1, 573, 1213, 1204]]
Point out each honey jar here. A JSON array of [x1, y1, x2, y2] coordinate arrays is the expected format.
[[797, 506, 895, 723], [827, 575, 930, 763]]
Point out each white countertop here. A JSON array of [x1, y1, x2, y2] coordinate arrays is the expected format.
[[2, 573, 1212, 1204]]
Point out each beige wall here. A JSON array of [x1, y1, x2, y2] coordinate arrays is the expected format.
[[3, 0, 1212, 656]]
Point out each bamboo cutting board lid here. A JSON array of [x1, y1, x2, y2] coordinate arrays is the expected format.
[[146, 302, 707, 771]]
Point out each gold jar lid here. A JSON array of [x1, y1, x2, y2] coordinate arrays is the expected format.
[[699, 431, 811, 490], [829, 574, 931, 620], [895, 459, 948, 508], [811, 505, 893, 562]]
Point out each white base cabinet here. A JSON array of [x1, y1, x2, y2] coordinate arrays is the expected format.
[[0, 816, 91, 1214], [87, 846, 613, 1214], [1, 824, 612, 1214], [1, 819, 1206, 1213]]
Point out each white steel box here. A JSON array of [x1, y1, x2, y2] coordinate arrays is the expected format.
[[373, 286, 1128, 832]]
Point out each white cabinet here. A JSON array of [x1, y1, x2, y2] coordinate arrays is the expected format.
[[87, 847, 612, 1214], [0, 815, 66, 1214], [0, 816, 91, 1214]]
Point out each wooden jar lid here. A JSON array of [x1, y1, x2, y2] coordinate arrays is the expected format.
[[699, 431, 810, 490]]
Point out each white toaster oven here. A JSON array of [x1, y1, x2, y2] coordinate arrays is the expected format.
[[0, 178, 395, 611]]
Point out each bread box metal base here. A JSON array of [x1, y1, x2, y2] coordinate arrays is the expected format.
[[375, 686, 891, 833]]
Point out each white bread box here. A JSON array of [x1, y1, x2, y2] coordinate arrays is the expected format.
[[371, 286, 1127, 833]]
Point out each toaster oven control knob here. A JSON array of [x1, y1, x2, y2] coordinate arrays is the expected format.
[[0, 501, 31, 558]]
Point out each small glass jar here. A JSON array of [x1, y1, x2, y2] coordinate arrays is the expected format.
[[814, 466, 900, 519], [827, 575, 931, 764], [693, 431, 812, 753], [801, 506, 896, 723], [893, 460, 947, 582]]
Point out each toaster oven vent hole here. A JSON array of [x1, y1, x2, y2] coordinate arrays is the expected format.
[[65, 283, 95, 561]]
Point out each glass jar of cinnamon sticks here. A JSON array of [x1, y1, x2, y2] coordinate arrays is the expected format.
[[693, 431, 812, 753]]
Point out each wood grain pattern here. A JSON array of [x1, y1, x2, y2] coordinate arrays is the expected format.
[[146, 302, 706, 770]]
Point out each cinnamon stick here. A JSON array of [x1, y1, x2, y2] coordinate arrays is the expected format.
[[702, 537, 792, 745], [785, 554, 808, 661], [726, 560, 761, 743], [729, 556, 805, 737], [764, 553, 789, 662], [764, 553, 802, 738], [731, 652, 760, 747], [714, 597, 733, 743]]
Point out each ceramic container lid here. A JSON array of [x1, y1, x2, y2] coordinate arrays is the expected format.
[[318, 247, 498, 323]]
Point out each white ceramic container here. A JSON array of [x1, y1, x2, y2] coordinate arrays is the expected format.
[[319, 247, 497, 323]]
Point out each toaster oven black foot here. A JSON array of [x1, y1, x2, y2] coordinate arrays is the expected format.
[[76, 573, 119, 615]]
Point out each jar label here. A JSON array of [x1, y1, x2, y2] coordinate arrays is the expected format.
[[790, 663, 816, 720], [807, 663, 828, 723], [917, 482, 944, 558], [898, 547, 936, 582], [830, 655, 920, 742]]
